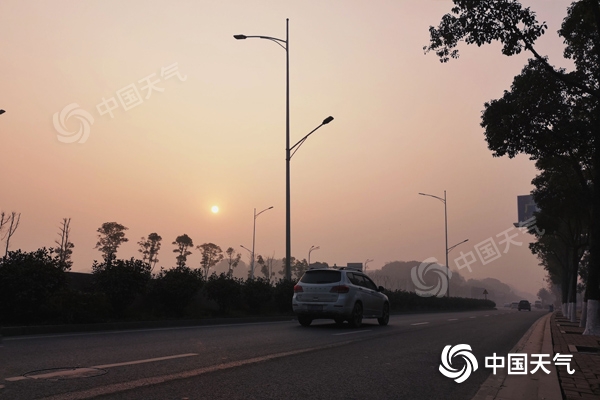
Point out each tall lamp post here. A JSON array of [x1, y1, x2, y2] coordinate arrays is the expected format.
[[240, 245, 252, 275], [418, 191, 450, 297], [234, 21, 334, 280], [251, 206, 273, 279], [308, 245, 320, 267]]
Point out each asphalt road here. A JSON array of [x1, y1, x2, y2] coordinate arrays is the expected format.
[[0, 308, 544, 400]]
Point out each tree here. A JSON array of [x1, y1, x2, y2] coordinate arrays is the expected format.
[[537, 287, 554, 306], [0, 212, 10, 238], [260, 253, 277, 282], [426, 0, 600, 335], [173, 234, 193, 267], [138, 233, 162, 271], [3, 211, 21, 257], [284, 257, 309, 281], [95, 222, 128, 262], [530, 156, 590, 320], [256, 255, 267, 280], [225, 247, 242, 277], [198, 243, 224, 279], [53, 218, 74, 271]]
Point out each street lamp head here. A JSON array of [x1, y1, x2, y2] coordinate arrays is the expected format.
[[0, 110, 5, 115], [233, 34, 247, 40], [322, 116, 334, 125]]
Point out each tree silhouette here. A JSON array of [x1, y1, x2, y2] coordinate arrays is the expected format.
[[3, 211, 21, 258], [54, 218, 74, 270], [173, 234, 194, 267], [225, 247, 242, 277], [198, 243, 224, 279], [95, 222, 128, 262], [138, 233, 162, 271]]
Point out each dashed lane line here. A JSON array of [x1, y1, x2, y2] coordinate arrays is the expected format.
[[5, 353, 199, 382], [410, 322, 429, 326], [332, 330, 372, 336], [92, 353, 198, 369]]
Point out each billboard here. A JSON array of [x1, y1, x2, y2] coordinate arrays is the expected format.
[[516, 195, 539, 225]]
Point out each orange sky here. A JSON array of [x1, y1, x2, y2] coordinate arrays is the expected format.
[[0, 1, 574, 295]]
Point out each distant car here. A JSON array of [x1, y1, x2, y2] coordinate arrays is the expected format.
[[534, 300, 542, 309], [511, 302, 519, 309], [292, 267, 389, 327], [504, 303, 511, 308], [518, 300, 531, 311]]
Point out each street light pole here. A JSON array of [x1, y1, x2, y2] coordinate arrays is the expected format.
[[285, 19, 291, 282], [235, 20, 291, 279], [308, 245, 320, 267], [234, 21, 333, 282], [418, 190, 451, 297], [251, 206, 274, 279]]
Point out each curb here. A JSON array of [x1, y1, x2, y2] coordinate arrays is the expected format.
[[471, 312, 561, 400]]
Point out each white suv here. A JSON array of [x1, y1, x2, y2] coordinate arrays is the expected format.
[[292, 267, 390, 327]]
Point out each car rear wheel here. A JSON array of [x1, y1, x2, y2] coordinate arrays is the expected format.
[[378, 303, 390, 326], [348, 302, 363, 328], [298, 315, 312, 327]]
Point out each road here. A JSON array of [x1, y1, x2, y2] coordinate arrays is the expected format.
[[0, 308, 544, 399]]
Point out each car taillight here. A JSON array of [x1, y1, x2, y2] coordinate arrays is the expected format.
[[330, 285, 349, 293], [293, 285, 303, 293]]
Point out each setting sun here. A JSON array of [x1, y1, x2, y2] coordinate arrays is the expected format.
[[211, 205, 219, 214]]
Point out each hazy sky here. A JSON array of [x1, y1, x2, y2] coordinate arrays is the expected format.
[[0, 0, 575, 295]]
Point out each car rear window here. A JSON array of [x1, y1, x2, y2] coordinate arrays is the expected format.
[[300, 270, 341, 284]]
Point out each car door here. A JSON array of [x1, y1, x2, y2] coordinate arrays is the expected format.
[[354, 274, 380, 316]]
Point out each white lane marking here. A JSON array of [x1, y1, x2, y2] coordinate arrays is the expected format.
[[10, 368, 101, 381], [448, 318, 458, 321], [39, 339, 367, 400], [332, 330, 372, 336], [4, 320, 294, 341], [6, 377, 27, 382], [411, 322, 429, 326], [92, 353, 198, 369], [469, 317, 476, 319], [0, 384, 4, 388], [485, 315, 490, 317], [5, 353, 198, 382]]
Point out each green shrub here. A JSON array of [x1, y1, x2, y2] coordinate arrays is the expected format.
[[150, 266, 203, 317], [385, 290, 496, 311], [272, 279, 295, 314], [203, 273, 242, 314], [0, 248, 67, 324], [242, 278, 273, 313], [92, 257, 151, 315]]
